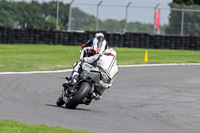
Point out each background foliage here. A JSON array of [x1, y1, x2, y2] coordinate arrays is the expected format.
[[1, 0, 200, 35], [166, 0, 200, 35], [0, 0, 166, 33], [0, 0, 69, 30]]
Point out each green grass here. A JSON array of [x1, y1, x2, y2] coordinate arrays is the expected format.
[[0, 120, 92, 133], [0, 45, 80, 72], [116, 47, 200, 65], [0, 44, 200, 72]]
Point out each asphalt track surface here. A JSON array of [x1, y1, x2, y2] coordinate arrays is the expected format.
[[0, 64, 200, 133]]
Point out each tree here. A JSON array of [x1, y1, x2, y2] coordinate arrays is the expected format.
[[41, 1, 69, 29], [0, 9, 13, 27], [44, 17, 56, 30], [13, 1, 45, 28], [0, 0, 15, 27], [0, 0, 70, 29], [166, 0, 200, 35], [70, 7, 96, 30], [100, 19, 122, 32]]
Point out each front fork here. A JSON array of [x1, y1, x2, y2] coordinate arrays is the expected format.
[[62, 90, 69, 103], [62, 85, 75, 103]]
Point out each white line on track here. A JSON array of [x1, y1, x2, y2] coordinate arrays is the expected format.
[[118, 63, 200, 68], [0, 63, 200, 75]]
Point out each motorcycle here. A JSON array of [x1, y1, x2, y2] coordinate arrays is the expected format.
[[56, 47, 111, 109]]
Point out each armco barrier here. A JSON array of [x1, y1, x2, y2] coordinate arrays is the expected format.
[[0, 26, 200, 50]]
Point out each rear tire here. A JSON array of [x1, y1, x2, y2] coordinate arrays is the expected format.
[[56, 94, 65, 106], [66, 82, 91, 109]]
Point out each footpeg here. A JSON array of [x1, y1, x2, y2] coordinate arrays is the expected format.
[[91, 92, 102, 100]]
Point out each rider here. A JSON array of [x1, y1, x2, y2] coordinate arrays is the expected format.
[[63, 48, 118, 101], [64, 32, 108, 87], [81, 32, 108, 52]]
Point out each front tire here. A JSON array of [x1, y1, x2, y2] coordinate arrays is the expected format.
[[66, 82, 91, 109], [56, 94, 65, 106]]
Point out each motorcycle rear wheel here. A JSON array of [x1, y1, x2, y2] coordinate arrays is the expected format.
[[65, 82, 91, 109]]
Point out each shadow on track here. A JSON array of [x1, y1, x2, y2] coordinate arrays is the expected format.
[[45, 104, 92, 111]]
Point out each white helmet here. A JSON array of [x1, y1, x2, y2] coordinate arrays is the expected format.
[[95, 32, 104, 37], [104, 48, 117, 58]]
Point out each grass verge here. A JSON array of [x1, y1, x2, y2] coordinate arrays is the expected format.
[[0, 44, 200, 72], [116, 47, 200, 65], [0, 120, 92, 133]]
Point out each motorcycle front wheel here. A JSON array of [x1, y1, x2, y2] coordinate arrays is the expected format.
[[56, 93, 65, 107], [65, 82, 91, 109]]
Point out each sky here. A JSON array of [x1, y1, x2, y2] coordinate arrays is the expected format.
[[13, 0, 173, 25]]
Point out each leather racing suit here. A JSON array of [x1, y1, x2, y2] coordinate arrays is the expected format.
[[68, 53, 118, 96]]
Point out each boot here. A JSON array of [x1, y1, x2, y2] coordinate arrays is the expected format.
[[63, 77, 71, 87], [63, 71, 79, 86]]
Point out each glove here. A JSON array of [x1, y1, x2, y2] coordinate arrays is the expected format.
[[82, 44, 85, 49]]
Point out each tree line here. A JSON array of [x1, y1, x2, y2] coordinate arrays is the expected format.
[[1, 0, 200, 35], [0, 0, 166, 33], [0, 0, 69, 29]]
